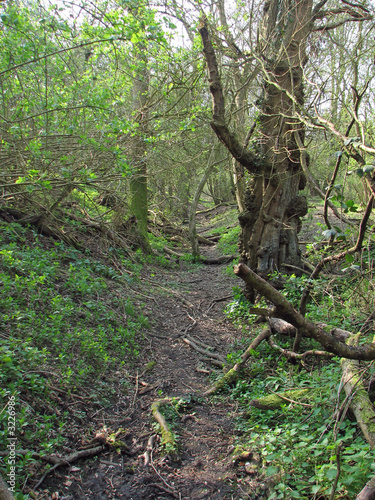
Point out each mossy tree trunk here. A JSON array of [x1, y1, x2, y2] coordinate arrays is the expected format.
[[130, 43, 150, 252]]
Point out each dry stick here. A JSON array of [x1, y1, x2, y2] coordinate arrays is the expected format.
[[267, 337, 335, 360], [206, 294, 233, 313]]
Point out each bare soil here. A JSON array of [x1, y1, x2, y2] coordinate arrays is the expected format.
[[40, 240, 261, 499]]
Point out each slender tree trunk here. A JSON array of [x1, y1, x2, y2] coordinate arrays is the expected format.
[[130, 44, 150, 252]]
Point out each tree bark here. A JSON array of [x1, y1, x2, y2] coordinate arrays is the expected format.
[[341, 343, 375, 449], [357, 476, 375, 500]]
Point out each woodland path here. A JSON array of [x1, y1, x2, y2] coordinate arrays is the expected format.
[[43, 243, 259, 499]]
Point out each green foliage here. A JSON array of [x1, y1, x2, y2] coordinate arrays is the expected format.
[[217, 225, 241, 255], [0, 223, 147, 488], [224, 287, 257, 326]]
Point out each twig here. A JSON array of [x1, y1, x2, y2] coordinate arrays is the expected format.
[[206, 294, 233, 313], [269, 390, 312, 408]]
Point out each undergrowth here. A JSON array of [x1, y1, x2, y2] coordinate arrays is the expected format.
[[0, 221, 151, 495]]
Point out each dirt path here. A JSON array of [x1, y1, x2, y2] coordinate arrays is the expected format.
[[45, 246, 253, 500]]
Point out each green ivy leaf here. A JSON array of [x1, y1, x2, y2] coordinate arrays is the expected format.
[[345, 254, 354, 264]]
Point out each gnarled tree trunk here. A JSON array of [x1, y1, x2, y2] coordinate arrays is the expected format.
[[200, 0, 311, 299], [238, 0, 310, 297]]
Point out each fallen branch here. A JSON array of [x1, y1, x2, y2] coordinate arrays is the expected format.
[[248, 388, 315, 411], [267, 336, 335, 360], [203, 327, 271, 396], [234, 263, 375, 360], [34, 445, 104, 489]]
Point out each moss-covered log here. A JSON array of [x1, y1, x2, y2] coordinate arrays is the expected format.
[[248, 388, 316, 410], [341, 359, 375, 449]]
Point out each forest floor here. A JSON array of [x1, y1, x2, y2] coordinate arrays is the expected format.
[[40, 210, 261, 500]]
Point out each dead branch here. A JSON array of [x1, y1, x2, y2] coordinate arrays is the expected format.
[[234, 263, 375, 360], [267, 336, 335, 360], [198, 17, 268, 174], [34, 445, 104, 489], [203, 327, 272, 396]]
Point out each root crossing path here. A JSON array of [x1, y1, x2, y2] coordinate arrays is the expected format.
[[46, 247, 253, 500]]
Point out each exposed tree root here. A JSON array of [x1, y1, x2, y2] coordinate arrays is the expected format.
[[34, 445, 105, 490], [182, 337, 226, 367], [150, 399, 177, 452], [138, 434, 157, 467]]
